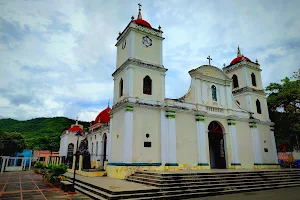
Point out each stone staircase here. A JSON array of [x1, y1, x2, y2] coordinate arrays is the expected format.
[[69, 169, 300, 200]]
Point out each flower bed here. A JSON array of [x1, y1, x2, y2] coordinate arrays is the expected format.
[[33, 161, 68, 186]]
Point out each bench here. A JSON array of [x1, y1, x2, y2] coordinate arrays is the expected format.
[[60, 181, 73, 192]]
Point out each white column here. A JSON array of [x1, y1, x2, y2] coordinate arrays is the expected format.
[[250, 122, 262, 164], [127, 67, 134, 97], [227, 119, 240, 166], [129, 31, 135, 57], [162, 74, 166, 101], [165, 110, 177, 165], [160, 110, 168, 164], [270, 126, 278, 164], [123, 105, 134, 163], [225, 86, 232, 109], [195, 115, 208, 166], [195, 79, 201, 103]]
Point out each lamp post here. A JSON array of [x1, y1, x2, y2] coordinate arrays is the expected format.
[[72, 130, 82, 192], [50, 142, 55, 164]]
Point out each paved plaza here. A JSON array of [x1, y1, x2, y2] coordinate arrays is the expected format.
[[0, 171, 90, 200], [1, 170, 300, 200]]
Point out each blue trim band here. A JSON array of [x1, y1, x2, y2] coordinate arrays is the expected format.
[[254, 163, 280, 165], [231, 163, 241, 166], [198, 163, 209, 166], [107, 162, 161, 166], [165, 163, 179, 166]]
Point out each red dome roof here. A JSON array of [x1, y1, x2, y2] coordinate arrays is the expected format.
[[94, 107, 111, 124], [134, 19, 152, 28], [68, 125, 84, 133], [230, 56, 251, 65]]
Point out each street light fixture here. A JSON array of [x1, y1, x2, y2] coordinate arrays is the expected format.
[[71, 130, 83, 193]]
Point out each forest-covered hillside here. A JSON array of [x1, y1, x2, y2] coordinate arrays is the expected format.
[[0, 117, 90, 151]]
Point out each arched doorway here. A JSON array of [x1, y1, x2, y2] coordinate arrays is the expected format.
[[102, 133, 107, 166], [208, 121, 226, 169]]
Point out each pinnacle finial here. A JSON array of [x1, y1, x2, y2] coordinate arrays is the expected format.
[[158, 25, 161, 30], [223, 63, 226, 67], [119, 32, 121, 36], [131, 16, 134, 21], [256, 59, 258, 63], [137, 3, 142, 19], [76, 116, 78, 125], [237, 45, 241, 57]]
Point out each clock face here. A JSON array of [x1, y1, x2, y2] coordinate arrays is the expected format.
[[142, 36, 152, 48], [122, 39, 126, 49]]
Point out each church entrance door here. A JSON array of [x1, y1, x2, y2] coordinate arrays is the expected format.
[[208, 121, 226, 169]]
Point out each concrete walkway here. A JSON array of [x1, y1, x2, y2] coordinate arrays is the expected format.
[[64, 172, 157, 192], [0, 171, 90, 200]]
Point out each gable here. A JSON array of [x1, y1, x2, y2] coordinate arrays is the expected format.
[[189, 65, 231, 84]]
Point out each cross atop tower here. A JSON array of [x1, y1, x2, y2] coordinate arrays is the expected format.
[[207, 55, 212, 65], [137, 3, 142, 19]]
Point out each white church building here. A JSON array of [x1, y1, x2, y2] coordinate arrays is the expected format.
[[59, 5, 279, 179]]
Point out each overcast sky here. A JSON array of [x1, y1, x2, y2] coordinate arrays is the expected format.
[[0, 0, 299, 121]]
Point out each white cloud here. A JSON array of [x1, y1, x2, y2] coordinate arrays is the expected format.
[[0, 0, 299, 121]]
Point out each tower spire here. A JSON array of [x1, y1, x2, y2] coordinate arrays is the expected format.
[[108, 99, 110, 108], [137, 3, 142, 19], [237, 46, 241, 57]]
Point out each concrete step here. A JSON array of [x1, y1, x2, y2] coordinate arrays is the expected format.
[[68, 177, 160, 196], [130, 174, 262, 182], [127, 176, 300, 190], [125, 182, 300, 200], [129, 173, 300, 185], [135, 170, 300, 178], [131, 173, 265, 182], [75, 185, 107, 200], [74, 177, 300, 200]]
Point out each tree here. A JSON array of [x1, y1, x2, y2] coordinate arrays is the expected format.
[[0, 131, 26, 156], [266, 69, 300, 151]]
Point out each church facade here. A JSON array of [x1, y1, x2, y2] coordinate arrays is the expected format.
[[59, 5, 279, 180], [106, 6, 279, 179]]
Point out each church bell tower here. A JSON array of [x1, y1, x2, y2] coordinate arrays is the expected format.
[[223, 47, 270, 121], [112, 4, 167, 105]]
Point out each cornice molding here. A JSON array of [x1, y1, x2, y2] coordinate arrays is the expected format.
[[232, 86, 266, 96], [223, 61, 261, 73], [112, 57, 167, 77]]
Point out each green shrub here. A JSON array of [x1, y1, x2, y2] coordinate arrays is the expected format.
[[33, 161, 45, 169], [52, 164, 68, 176]]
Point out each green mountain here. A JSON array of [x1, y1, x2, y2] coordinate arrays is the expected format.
[[0, 117, 90, 152]]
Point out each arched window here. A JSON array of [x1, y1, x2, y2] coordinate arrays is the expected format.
[[211, 85, 217, 101], [232, 74, 239, 88], [119, 78, 123, 97], [96, 141, 98, 156], [256, 99, 261, 114], [143, 76, 152, 95], [91, 142, 94, 155], [67, 143, 74, 157], [251, 73, 257, 86]]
